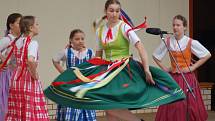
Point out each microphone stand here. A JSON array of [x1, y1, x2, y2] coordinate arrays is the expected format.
[[159, 34, 196, 121]]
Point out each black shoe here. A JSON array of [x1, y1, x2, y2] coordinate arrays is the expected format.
[[140, 119, 145, 121]]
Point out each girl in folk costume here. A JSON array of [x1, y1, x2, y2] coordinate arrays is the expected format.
[[45, 0, 185, 121], [153, 15, 211, 121], [5, 16, 50, 121], [0, 13, 22, 121], [52, 29, 96, 121]]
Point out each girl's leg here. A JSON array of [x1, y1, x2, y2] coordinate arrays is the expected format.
[[106, 109, 141, 121]]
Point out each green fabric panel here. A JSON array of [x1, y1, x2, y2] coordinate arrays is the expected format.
[[44, 59, 185, 110]]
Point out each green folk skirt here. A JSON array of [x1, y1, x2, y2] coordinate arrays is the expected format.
[[44, 58, 185, 110]]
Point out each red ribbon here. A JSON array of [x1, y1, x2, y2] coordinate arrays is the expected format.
[[87, 57, 112, 65], [52, 58, 127, 86], [126, 17, 148, 37], [15, 36, 31, 82], [105, 27, 113, 44]]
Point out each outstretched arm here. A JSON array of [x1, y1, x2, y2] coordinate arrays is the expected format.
[[135, 41, 155, 84]]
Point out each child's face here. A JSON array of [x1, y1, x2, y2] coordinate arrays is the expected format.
[[173, 19, 186, 37], [31, 18, 39, 36], [10, 17, 21, 35], [70, 32, 85, 50], [105, 3, 120, 24]]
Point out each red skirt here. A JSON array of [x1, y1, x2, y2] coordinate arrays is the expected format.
[[5, 68, 49, 121], [155, 72, 208, 121]]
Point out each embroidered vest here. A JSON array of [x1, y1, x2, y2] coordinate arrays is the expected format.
[[98, 22, 129, 61], [167, 37, 192, 73]]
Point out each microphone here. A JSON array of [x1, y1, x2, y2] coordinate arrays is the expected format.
[[146, 28, 172, 35]]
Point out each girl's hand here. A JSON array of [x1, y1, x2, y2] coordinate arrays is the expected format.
[[144, 69, 155, 85], [163, 67, 172, 72], [0, 64, 8, 70], [31, 72, 39, 80], [181, 66, 195, 73]]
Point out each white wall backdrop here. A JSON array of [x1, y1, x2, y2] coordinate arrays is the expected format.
[[0, 0, 189, 87]]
